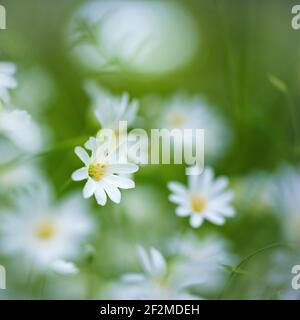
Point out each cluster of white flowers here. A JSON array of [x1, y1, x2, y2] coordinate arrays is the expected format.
[[72, 84, 140, 206], [0, 61, 95, 280], [0, 57, 238, 299]]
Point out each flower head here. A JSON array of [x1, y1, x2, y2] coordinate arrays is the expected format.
[[170, 234, 236, 291], [160, 93, 232, 161], [168, 167, 235, 228], [0, 108, 42, 153], [71, 137, 138, 205], [0, 189, 94, 270], [107, 246, 200, 300], [85, 81, 139, 130]]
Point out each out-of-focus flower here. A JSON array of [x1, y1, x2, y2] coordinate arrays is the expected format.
[[168, 167, 235, 228], [0, 189, 94, 271], [107, 246, 201, 300], [85, 81, 138, 130], [268, 165, 300, 243], [160, 93, 232, 161], [72, 137, 138, 205], [170, 234, 236, 292], [50, 260, 79, 276], [0, 108, 42, 153], [0, 62, 17, 104], [69, 0, 199, 75], [85, 82, 147, 164]]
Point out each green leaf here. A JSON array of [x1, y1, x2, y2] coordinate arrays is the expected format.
[[268, 74, 288, 93], [221, 264, 249, 275]]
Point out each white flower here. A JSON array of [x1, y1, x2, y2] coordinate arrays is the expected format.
[[71, 137, 138, 205], [268, 165, 300, 243], [160, 93, 232, 161], [85, 82, 148, 164], [108, 246, 200, 300], [0, 188, 94, 270], [0, 62, 17, 104], [168, 167, 235, 228], [0, 108, 42, 153], [85, 81, 138, 130], [69, 1, 199, 74], [170, 234, 236, 292], [51, 260, 79, 276]]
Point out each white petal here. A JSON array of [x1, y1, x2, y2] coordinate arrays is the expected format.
[[95, 186, 107, 206], [169, 194, 187, 205], [104, 175, 135, 189], [167, 182, 187, 195], [51, 260, 79, 276], [211, 205, 235, 217], [175, 206, 191, 217], [71, 167, 88, 181], [214, 191, 234, 204], [206, 214, 225, 225], [107, 163, 139, 174], [75, 146, 90, 165], [190, 214, 204, 228], [102, 181, 121, 203], [200, 167, 214, 191], [83, 178, 96, 198], [210, 177, 229, 196], [121, 273, 145, 283], [137, 245, 152, 274], [150, 247, 167, 277]]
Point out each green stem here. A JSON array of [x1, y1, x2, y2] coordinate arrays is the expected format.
[[218, 242, 290, 299]]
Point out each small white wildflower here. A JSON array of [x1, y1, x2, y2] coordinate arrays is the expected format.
[[0, 108, 42, 153], [0, 62, 17, 104], [160, 93, 232, 161], [168, 167, 235, 228], [0, 188, 94, 270], [170, 234, 236, 292], [71, 137, 138, 205], [51, 260, 79, 276], [85, 82, 148, 164], [85, 81, 138, 130], [107, 246, 200, 300]]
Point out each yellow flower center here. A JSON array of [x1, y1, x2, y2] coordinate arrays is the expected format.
[[35, 220, 56, 240], [171, 113, 185, 127], [191, 194, 207, 213], [88, 163, 106, 181]]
